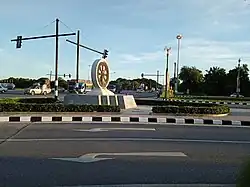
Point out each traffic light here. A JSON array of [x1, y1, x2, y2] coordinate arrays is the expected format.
[[141, 73, 144, 78], [103, 49, 108, 59], [64, 74, 66, 78], [69, 74, 71, 78], [16, 36, 22, 49]]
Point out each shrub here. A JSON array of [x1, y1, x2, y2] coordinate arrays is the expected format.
[[173, 96, 250, 102], [134, 98, 230, 114], [0, 98, 120, 112], [135, 98, 217, 107], [152, 105, 230, 114]]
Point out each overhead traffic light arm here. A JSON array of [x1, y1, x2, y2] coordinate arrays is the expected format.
[[66, 39, 108, 59]]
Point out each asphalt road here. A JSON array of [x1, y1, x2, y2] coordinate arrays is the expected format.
[[0, 122, 250, 186]]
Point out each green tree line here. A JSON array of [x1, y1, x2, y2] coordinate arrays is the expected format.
[[176, 64, 250, 96]]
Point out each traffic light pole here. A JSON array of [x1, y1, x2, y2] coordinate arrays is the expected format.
[[66, 39, 108, 58], [76, 30, 80, 83], [11, 18, 76, 100], [141, 71, 164, 90], [55, 19, 59, 100]]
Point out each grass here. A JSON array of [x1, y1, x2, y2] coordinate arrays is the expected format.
[[0, 98, 20, 104]]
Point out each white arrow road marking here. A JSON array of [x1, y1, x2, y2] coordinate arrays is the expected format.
[[73, 128, 156, 132], [51, 152, 187, 163]]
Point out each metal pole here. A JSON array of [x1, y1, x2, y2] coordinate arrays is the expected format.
[[176, 34, 182, 93], [176, 39, 180, 93], [236, 58, 241, 97], [76, 30, 80, 83], [88, 65, 91, 80], [164, 47, 171, 99], [156, 70, 159, 90], [55, 18, 59, 100], [49, 70, 52, 82], [174, 62, 176, 93]]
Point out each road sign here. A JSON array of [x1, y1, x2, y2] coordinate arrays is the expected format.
[[73, 128, 156, 132], [51, 152, 187, 163]]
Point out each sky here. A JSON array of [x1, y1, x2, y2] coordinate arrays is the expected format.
[[0, 0, 250, 84]]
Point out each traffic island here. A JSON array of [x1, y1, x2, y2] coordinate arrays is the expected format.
[[135, 98, 230, 116], [0, 98, 120, 113]]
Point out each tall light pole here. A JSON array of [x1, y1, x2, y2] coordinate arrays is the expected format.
[[164, 46, 171, 100], [88, 64, 91, 81], [176, 34, 183, 94], [236, 58, 241, 97]]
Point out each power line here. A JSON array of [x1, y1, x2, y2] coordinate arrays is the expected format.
[[59, 19, 75, 32]]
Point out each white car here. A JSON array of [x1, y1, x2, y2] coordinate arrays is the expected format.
[[0, 85, 8, 93]]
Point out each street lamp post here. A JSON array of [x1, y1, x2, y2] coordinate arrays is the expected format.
[[164, 46, 171, 100], [176, 34, 183, 94], [236, 58, 241, 97]]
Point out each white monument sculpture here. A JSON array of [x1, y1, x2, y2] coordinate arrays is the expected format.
[[64, 58, 137, 109]]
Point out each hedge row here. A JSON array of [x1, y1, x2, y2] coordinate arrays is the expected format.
[[152, 105, 230, 114], [135, 98, 217, 107], [0, 103, 120, 112], [134, 98, 230, 114], [173, 96, 250, 102]]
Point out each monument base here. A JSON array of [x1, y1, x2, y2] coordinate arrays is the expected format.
[[64, 94, 137, 109]]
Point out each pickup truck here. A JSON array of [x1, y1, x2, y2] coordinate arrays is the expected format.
[[0, 84, 8, 93]]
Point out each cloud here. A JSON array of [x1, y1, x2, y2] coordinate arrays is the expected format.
[[116, 37, 250, 76], [174, 38, 250, 73], [119, 51, 162, 64]]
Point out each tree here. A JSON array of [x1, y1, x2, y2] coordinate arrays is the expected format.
[[226, 64, 250, 96], [179, 66, 204, 94], [203, 67, 227, 96], [58, 77, 68, 89]]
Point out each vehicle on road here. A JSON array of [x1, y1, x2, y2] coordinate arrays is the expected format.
[[24, 82, 51, 95], [0, 84, 8, 93], [230, 93, 244, 98], [68, 79, 93, 94], [0, 83, 15, 90]]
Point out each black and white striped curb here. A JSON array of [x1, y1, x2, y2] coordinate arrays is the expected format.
[[169, 99, 250, 106], [0, 116, 250, 126]]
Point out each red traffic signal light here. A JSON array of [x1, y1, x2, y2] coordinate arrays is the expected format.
[[103, 49, 108, 59]]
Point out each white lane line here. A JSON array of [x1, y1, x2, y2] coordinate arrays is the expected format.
[[73, 128, 156, 132], [54, 184, 236, 187], [51, 152, 187, 163], [6, 138, 250, 144]]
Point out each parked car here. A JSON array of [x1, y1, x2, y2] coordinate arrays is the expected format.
[[0, 84, 8, 93]]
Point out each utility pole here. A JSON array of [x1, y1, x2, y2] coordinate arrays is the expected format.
[[48, 70, 53, 81], [176, 34, 183, 93], [236, 58, 241, 97], [156, 70, 159, 90], [55, 19, 59, 100], [174, 62, 177, 92], [76, 30, 80, 83], [164, 47, 171, 100], [11, 18, 76, 100]]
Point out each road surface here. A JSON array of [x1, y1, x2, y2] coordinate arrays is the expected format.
[[0, 122, 249, 186]]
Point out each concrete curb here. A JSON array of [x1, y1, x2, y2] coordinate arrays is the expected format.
[[0, 115, 250, 126], [169, 99, 250, 106]]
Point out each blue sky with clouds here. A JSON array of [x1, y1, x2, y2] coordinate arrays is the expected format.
[[0, 0, 250, 83]]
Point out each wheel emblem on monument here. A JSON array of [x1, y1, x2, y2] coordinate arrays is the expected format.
[[91, 58, 111, 91], [97, 61, 109, 88]]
